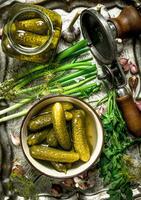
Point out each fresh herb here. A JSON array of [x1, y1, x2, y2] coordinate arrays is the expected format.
[[9, 173, 37, 200], [99, 90, 141, 200], [0, 40, 90, 100], [0, 40, 101, 122]]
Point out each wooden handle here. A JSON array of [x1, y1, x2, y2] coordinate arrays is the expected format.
[[111, 6, 141, 38], [117, 94, 141, 137]]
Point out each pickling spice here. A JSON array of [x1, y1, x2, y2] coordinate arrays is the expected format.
[[2, 3, 62, 63]]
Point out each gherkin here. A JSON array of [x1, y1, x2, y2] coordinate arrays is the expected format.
[[52, 102, 71, 150], [72, 110, 90, 162]]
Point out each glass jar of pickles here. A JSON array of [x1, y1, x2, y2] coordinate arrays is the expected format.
[[2, 3, 62, 63]]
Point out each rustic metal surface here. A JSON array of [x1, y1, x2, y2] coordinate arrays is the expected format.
[[0, 0, 126, 12], [133, 36, 141, 98]]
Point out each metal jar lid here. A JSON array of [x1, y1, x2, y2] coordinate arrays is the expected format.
[[80, 8, 117, 65]]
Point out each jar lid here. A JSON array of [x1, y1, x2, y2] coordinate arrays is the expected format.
[[80, 9, 117, 65], [7, 5, 54, 55]]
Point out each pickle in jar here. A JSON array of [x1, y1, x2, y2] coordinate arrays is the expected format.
[[1, 4, 62, 63], [15, 18, 49, 35], [14, 30, 49, 47]]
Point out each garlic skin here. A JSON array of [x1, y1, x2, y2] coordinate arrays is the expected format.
[[62, 27, 80, 43], [61, 178, 75, 187], [129, 61, 138, 75], [62, 12, 80, 43], [119, 58, 139, 75], [96, 106, 105, 117], [135, 100, 141, 111], [123, 63, 130, 72], [50, 184, 63, 197], [119, 57, 128, 66], [128, 76, 139, 93], [119, 57, 130, 72], [12, 164, 25, 176], [10, 132, 20, 146]]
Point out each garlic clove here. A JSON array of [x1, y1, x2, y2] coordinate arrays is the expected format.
[[10, 132, 20, 146], [129, 61, 138, 75], [12, 164, 25, 176], [119, 57, 128, 66], [135, 100, 141, 111], [96, 106, 105, 116], [50, 184, 63, 197], [62, 178, 75, 187], [122, 63, 130, 72], [128, 76, 139, 92]]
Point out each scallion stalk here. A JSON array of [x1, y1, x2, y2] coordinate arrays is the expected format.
[[64, 83, 100, 95], [59, 47, 90, 63], [42, 76, 95, 95], [55, 40, 88, 62], [0, 98, 32, 116], [0, 110, 28, 123]]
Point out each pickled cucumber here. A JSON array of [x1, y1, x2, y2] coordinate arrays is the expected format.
[[28, 111, 72, 132], [41, 102, 73, 114], [15, 18, 49, 35], [51, 162, 67, 173], [16, 12, 40, 21], [2, 4, 62, 63], [15, 30, 48, 47], [30, 145, 79, 163], [15, 49, 53, 63], [27, 129, 49, 146], [52, 102, 71, 150], [3, 23, 17, 34], [46, 129, 58, 147], [35, 5, 62, 28], [2, 37, 18, 57], [72, 110, 90, 162], [51, 162, 72, 173], [50, 29, 61, 50]]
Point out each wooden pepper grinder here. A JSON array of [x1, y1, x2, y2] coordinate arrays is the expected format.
[[110, 6, 141, 38]]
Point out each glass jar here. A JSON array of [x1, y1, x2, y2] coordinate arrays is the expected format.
[[2, 3, 62, 63]]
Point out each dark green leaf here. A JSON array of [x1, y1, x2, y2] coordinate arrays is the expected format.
[[108, 190, 122, 200]]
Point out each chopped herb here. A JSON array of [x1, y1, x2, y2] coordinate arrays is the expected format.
[[99, 90, 141, 200], [9, 173, 37, 200]]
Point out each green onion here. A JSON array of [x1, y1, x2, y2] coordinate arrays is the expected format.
[[55, 40, 88, 62], [0, 110, 28, 123], [0, 98, 32, 116], [0, 40, 101, 122]]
